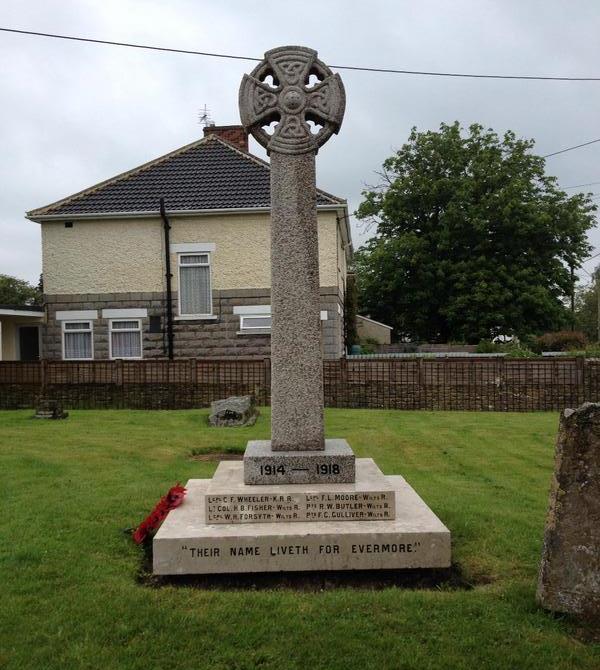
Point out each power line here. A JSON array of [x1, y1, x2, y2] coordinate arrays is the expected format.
[[0, 27, 261, 62], [543, 137, 600, 158], [584, 250, 600, 263], [563, 180, 600, 189], [2, 26, 600, 82]]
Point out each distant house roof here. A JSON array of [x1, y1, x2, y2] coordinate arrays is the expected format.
[[27, 135, 346, 220], [356, 315, 393, 330]]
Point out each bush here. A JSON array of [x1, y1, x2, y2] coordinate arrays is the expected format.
[[476, 339, 537, 357], [565, 344, 600, 358], [502, 343, 537, 358], [476, 340, 501, 353], [519, 334, 540, 352], [536, 330, 588, 352], [359, 337, 380, 354]]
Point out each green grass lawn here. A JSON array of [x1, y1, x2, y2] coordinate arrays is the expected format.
[[0, 408, 598, 670]]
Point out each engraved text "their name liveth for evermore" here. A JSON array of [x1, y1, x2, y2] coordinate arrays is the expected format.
[[181, 542, 421, 559]]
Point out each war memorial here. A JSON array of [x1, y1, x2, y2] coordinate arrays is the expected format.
[[153, 46, 451, 576]]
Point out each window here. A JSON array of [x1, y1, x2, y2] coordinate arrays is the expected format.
[[178, 253, 212, 316], [62, 321, 93, 360], [233, 306, 271, 334], [110, 320, 142, 359], [240, 315, 272, 330]]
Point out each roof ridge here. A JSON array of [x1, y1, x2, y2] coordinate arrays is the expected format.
[[27, 136, 212, 217]]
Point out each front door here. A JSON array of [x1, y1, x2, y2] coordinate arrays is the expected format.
[[19, 326, 40, 361]]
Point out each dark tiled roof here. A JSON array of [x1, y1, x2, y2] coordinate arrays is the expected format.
[[28, 136, 344, 218]]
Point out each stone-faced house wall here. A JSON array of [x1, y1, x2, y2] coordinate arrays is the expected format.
[[40, 210, 347, 359]]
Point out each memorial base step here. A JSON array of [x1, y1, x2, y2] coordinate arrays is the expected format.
[[153, 475, 451, 575], [243, 439, 355, 485]]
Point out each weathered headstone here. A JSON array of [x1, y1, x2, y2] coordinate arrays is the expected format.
[[152, 46, 451, 576], [537, 403, 600, 615], [208, 396, 258, 427]]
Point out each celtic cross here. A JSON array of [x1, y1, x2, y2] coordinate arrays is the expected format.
[[239, 46, 345, 155], [239, 46, 345, 452]]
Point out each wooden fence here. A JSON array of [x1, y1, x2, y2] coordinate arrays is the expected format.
[[1, 357, 598, 411]]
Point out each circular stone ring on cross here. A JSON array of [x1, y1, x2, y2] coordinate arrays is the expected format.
[[239, 45, 346, 156]]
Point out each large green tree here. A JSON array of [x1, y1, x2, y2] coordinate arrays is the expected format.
[[355, 122, 596, 343], [575, 269, 600, 342], [0, 274, 42, 306]]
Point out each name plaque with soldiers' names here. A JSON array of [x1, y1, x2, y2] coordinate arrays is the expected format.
[[205, 459, 395, 524]]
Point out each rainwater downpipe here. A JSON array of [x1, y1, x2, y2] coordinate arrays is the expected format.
[[159, 197, 175, 359]]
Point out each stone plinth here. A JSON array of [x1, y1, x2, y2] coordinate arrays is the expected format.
[[244, 439, 355, 485], [206, 458, 395, 524], [537, 403, 600, 616], [154, 474, 451, 575]]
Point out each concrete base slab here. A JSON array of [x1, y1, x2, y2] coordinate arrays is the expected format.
[[153, 475, 451, 575], [206, 458, 395, 524], [244, 439, 355, 485]]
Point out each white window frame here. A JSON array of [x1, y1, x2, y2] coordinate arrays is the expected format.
[[61, 320, 94, 361], [109, 319, 143, 360], [240, 314, 272, 331], [232, 306, 328, 335], [177, 252, 213, 318], [233, 305, 271, 335]]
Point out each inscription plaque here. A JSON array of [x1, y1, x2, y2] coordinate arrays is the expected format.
[[207, 491, 394, 524], [206, 459, 395, 524]]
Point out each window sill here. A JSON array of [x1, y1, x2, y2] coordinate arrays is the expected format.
[[110, 357, 144, 361], [236, 330, 271, 336], [174, 315, 218, 321]]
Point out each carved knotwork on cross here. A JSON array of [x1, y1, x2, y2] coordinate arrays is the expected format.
[[239, 46, 346, 155]]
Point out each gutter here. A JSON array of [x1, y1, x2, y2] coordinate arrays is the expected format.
[[26, 203, 345, 222], [0, 309, 44, 318]]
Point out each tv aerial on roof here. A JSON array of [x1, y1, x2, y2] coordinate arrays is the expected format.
[[198, 104, 214, 127]]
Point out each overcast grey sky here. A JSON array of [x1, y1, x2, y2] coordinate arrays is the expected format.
[[1, 0, 599, 286]]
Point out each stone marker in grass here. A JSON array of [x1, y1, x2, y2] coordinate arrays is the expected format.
[[537, 403, 600, 615], [208, 396, 258, 427], [34, 396, 68, 420]]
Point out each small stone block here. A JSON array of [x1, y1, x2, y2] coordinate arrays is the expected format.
[[244, 439, 355, 485], [206, 459, 395, 524], [208, 395, 258, 427], [153, 475, 451, 575]]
